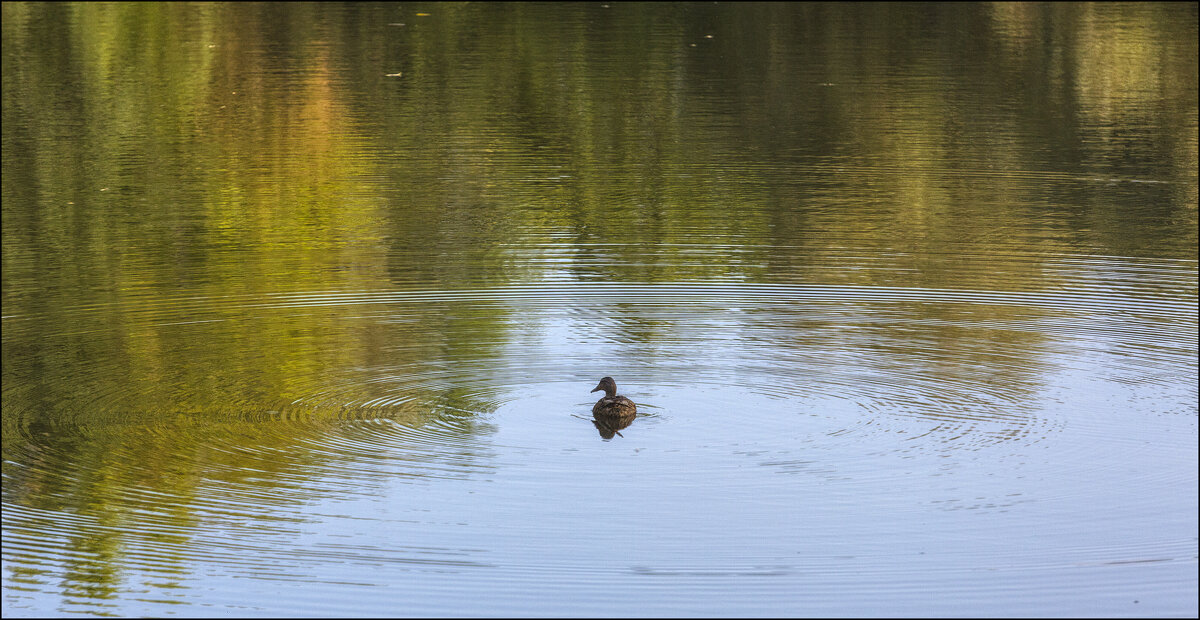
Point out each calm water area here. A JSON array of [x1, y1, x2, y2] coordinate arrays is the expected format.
[[2, 2, 1197, 617]]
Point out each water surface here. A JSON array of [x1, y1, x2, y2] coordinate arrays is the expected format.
[[2, 2, 1197, 617]]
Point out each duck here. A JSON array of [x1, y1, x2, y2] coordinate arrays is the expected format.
[[591, 376, 637, 418]]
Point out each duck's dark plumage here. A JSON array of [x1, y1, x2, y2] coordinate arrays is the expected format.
[[591, 376, 637, 418]]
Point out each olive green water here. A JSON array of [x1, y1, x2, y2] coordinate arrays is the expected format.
[[2, 2, 1197, 617]]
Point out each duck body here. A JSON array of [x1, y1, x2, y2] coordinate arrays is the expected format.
[[591, 376, 637, 418]]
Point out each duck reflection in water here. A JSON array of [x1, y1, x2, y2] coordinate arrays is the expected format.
[[591, 376, 637, 439]]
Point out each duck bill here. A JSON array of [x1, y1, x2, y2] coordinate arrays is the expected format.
[[590, 385, 602, 393]]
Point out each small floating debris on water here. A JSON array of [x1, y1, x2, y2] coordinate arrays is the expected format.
[[388, 22, 405, 26], [386, 72, 403, 77], [416, 13, 430, 17]]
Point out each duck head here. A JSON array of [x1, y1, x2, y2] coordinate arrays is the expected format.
[[591, 376, 617, 397]]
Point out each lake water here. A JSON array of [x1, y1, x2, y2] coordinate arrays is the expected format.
[[2, 2, 1196, 617]]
